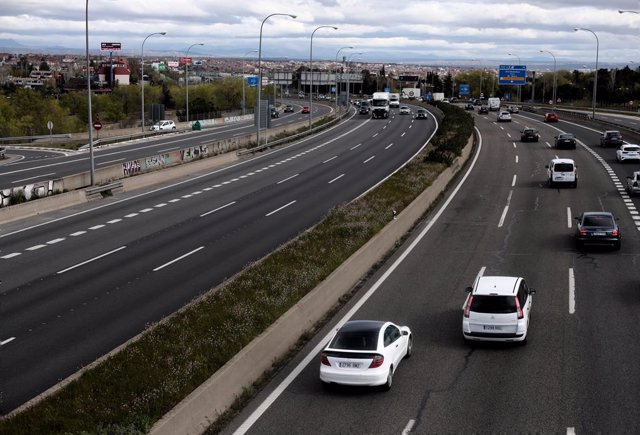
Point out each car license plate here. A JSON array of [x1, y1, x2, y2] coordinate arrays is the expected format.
[[592, 232, 606, 236], [483, 325, 502, 331], [338, 362, 362, 368]]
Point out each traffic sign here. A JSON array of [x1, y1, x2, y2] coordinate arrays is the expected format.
[[93, 120, 103, 131], [246, 76, 259, 87], [47, 121, 53, 131], [459, 84, 470, 96], [499, 65, 527, 85]]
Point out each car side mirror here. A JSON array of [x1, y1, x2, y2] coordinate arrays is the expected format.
[[545, 165, 549, 169], [554, 136, 558, 139], [402, 330, 409, 336], [574, 216, 580, 221], [465, 286, 473, 293], [529, 288, 536, 295]]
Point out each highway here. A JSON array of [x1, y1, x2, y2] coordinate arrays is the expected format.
[[0, 105, 437, 414], [224, 107, 640, 433], [0, 100, 329, 189]]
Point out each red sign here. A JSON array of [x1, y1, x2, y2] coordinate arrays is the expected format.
[[179, 57, 192, 64], [93, 120, 103, 131]]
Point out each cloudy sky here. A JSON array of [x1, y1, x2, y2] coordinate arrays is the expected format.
[[3, 1, 640, 66]]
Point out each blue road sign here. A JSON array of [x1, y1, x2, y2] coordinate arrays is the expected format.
[[499, 65, 527, 86], [247, 76, 259, 87], [459, 84, 470, 95]]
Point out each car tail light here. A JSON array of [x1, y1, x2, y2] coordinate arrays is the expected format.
[[369, 354, 384, 369], [321, 353, 331, 366], [463, 295, 473, 318], [515, 296, 524, 319], [579, 229, 587, 236], [612, 229, 619, 236]]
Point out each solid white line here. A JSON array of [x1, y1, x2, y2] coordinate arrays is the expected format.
[[124, 213, 138, 218], [498, 190, 513, 228], [46, 238, 65, 245], [569, 268, 576, 314], [322, 156, 338, 163], [1, 337, 16, 346], [265, 200, 297, 217], [233, 126, 484, 435], [201, 201, 237, 217], [153, 246, 205, 272], [1, 253, 21, 259], [507, 133, 512, 138], [57, 246, 127, 274], [11, 173, 56, 184], [401, 132, 406, 137], [107, 219, 122, 224], [402, 419, 416, 435], [546, 142, 552, 148], [328, 174, 345, 184], [363, 156, 376, 164], [515, 155, 519, 163], [350, 143, 362, 150], [159, 146, 179, 153], [512, 174, 517, 187], [567, 207, 572, 228], [277, 174, 299, 185], [513, 142, 517, 148], [97, 158, 125, 166], [89, 224, 105, 230]]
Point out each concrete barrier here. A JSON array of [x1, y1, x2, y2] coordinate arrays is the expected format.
[[150, 134, 476, 435]]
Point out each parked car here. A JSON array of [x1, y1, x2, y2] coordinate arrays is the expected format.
[[399, 106, 411, 115], [616, 144, 640, 162], [478, 105, 489, 114], [601, 130, 623, 148], [301, 106, 310, 114], [554, 133, 577, 149], [415, 108, 428, 119], [462, 276, 536, 344], [497, 111, 512, 122], [575, 211, 621, 250], [320, 320, 412, 390], [284, 104, 294, 113], [150, 120, 176, 131], [626, 171, 640, 195], [544, 112, 559, 122], [507, 105, 519, 113], [546, 158, 577, 187], [520, 128, 539, 142]]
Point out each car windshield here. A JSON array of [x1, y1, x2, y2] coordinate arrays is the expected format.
[[470, 295, 516, 314], [554, 163, 574, 172], [329, 330, 378, 350], [372, 99, 387, 107], [582, 215, 614, 227], [559, 134, 574, 139]]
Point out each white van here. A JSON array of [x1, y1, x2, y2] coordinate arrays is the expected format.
[[546, 158, 577, 187], [488, 97, 501, 111]]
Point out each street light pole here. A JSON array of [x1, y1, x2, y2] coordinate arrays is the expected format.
[[309, 25, 338, 129], [85, 0, 95, 185], [257, 13, 296, 147], [345, 53, 363, 111], [335, 46, 353, 117], [574, 27, 599, 120], [185, 43, 204, 125], [242, 49, 258, 116], [472, 59, 484, 99], [540, 50, 557, 109], [141, 31, 166, 132], [508, 53, 522, 104]]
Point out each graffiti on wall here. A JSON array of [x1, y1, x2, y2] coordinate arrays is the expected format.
[[181, 145, 208, 161], [122, 160, 141, 177], [144, 153, 170, 170], [0, 180, 54, 207]]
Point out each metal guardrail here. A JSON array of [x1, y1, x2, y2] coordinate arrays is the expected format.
[[520, 104, 640, 135], [0, 133, 72, 143]]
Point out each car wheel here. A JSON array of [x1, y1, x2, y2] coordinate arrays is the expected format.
[[572, 180, 578, 188], [519, 336, 528, 346], [383, 367, 393, 391], [614, 241, 621, 251], [576, 240, 584, 251], [548, 178, 554, 188], [404, 335, 413, 359]]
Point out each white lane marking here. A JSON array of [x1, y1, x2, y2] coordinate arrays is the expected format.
[[546, 141, 552, 148], [1, 253, 21, 259], [512, 174, 517, 187], [499, 126, 505, 130], [401, 132, 406, 137], [97, 158, 125, 166], [182, 194, 194, 198], [265, 200, 297, 217], [46, 238, 65, 245], [363, 156, 376, 164], [11, 173, 56, 184], [124, 213, 138, 218], [159, 147, 180, 153], [507, 133, 512, 138], [107, 219, 122, 224], [26, 244, 46, 251], [513, 142, 517, 148], [70, 231, 86, 236], [155, 203, 167, 208], [569, 268, 576, 314], [567, 207, 572, 228], [169, 199, 181, 203], [1, 337, 16, 346], [153, 246, 205, 272], [57, 246, 127, 274], [385, 143, 394, 150], [139, 208, 153, 213], [233, 125, 484, 435], [567, 428, 576, 435], [89, 224, 105, 230], [323, 156, 338, 163], [498, 190, 513, 228], [328, 174, 345, 184], [277, 174, 299, 185], [373, 133, 379, 138], [515, 155, 519, 164], [402, 419, 416, 435], [201, 201, 237, 217], [191, 191, 203, 195], [350, 143, 362, 150]]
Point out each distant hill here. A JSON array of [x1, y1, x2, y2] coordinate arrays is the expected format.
[[0, 39, 24, 49]]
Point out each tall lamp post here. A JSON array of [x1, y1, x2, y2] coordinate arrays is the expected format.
[[85, 0, 95, 185], [185, 42, 204, 125], [242, 49, 258, 116], [574, 27, 599, 120], [345, 52, 363, 109], [508, 53, 522, 104], [540, 50, 557, 109], [257, 13, 296, 147], [309, 25, 338, 129], [472, 59, 484, 99], [141, 31, 166, 132], [335, 46, 353, 117]]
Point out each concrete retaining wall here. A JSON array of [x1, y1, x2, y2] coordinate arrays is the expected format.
[[150, 134, 476, 435]]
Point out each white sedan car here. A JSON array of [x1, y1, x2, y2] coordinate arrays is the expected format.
[[399, 106, 411, 115], [320, 320, 412, 390], [616, 144, 640, 162], [497, 111, 512, 122]]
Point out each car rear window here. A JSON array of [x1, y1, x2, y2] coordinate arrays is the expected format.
[[582, 215, 614, 227], [554, 163, 574, 172], [329, 331, 378, 350], [470, 295, 517, 314]]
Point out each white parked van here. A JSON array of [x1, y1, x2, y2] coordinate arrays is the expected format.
[[546, 158, 577, 187]]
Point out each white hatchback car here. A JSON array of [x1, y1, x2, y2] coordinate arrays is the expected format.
[[399, 106, 411, 115], [320, 320, 412, 390], [462, 276, 536, 344], [497, 111, 512, 122], [616, 144, 640, 162], [150, 120, 176, 131]]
